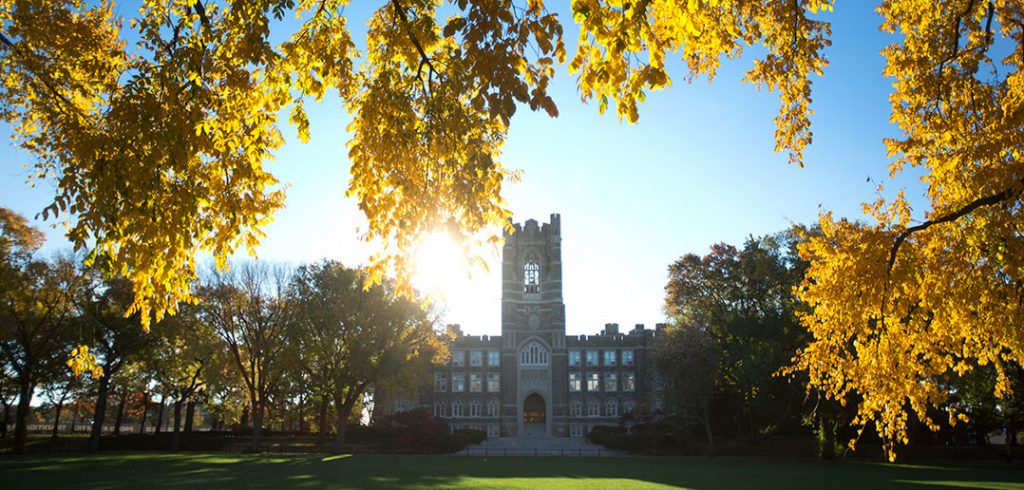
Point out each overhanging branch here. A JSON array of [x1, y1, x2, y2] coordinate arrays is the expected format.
[[887, 177, 1024, 272]]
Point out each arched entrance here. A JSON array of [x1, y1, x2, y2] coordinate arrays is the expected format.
[[522, 393, 546, 435]]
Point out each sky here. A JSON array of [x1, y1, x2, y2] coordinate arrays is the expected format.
[[0, 2, 929, 337]]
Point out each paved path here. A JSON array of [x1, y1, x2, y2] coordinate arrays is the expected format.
[[452, 435, 625, 457]]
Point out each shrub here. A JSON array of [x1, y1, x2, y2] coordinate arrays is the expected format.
[[586, 425, 625, 444], [597, 433, 649, 453], [453, 428, 486, 444]]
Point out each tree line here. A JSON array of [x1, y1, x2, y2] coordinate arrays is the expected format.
[[654, 227, 1024, 459], [0, 208, 445, 455]]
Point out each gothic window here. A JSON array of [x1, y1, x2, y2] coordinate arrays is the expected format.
[[523, 255, 540, 294], [434, 401, 447, 417], [623, 372, 636, 392], [569, 372, 582, 392], [452, 400, 464, 417], [487, 400, 499, 417], [570, 400, 583, 417], [587, 399, 600, 417], [606, 399, 618, 417], [470, 400, 482, 417], [604, 372, 618, 392], [519, 341, 549, 366]]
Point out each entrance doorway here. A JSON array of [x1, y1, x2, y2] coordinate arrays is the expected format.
[[522, 394, 546, 435]]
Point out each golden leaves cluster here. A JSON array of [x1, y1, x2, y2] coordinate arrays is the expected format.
[[789, 0, 1024, 461], [570, 0, 832, 165], [347, 0, 564, 291]]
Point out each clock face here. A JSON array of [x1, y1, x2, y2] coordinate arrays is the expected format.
[[528, 313, 541, 329]]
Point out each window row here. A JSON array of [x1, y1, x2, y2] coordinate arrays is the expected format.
[[568, 372, 636, 392], [451, 423, 501, 438], [568, 399, 637, 418], [435, 373, 500, 393], [435, 400, 501, 418], [451, 350, 501, 368], [568, 349, 635, 367]]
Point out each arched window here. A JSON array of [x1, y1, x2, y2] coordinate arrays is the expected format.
[[487, 400, 499, 417], [435, 401, 448, 417], [470, 400, 481, 417], [523, 255, 540, 294], [452, 400, 464, 417], [587, 399, 600, 417], [606, 399, 618, 417], [570, 400, 583, 417], [519, 341, 549, 366]]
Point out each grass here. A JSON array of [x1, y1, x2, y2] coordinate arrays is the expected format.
[[0, 453, 1022, 489]]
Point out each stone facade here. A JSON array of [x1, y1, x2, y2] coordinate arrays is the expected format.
[[384, 214, 662, 437]]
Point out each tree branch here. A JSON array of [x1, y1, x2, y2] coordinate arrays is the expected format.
[[887, 177, 1024, 272]]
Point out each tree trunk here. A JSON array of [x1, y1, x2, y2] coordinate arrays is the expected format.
[[171, 398, 183, 452], [701, 401, 715, 457], [51, 399, 64, 437], [154, 398, 165, 434], [69, 402, 78, 434], [184, 400, 196, 433], [297, 395, 305, 433], [88, 375, 111, 452], [333, 397, 355, 454], [12, 368, 34, 454], [251, 396, 264, 452], [318, 397, 328, 437], [137, 391, 149, 434], [1, 397, 10, 439], [240, 405, 250, 431], [113, 392, 127, 436]]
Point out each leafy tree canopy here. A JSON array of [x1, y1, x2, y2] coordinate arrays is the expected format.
[[0, 0, 828, 328]]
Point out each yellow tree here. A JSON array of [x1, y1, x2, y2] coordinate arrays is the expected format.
[[789, 1, 1024, 460]]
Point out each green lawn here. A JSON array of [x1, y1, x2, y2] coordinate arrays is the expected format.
[[0, 453, 1022, 489]]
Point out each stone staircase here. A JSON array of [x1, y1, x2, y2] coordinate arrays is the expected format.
[[452, 435, 625, 457]]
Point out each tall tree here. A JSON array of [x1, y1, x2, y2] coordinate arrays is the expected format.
[[654, 323, 721, 454], [0, 209, 82, 453], [663, 231, 809, 439], [151, 309, 217, 451], [200, 261, 293, 452], [289, 260, 444, 453], [76, 274, 160, 452]]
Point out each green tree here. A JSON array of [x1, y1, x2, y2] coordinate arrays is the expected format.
[[654, 323, 720, 454], [0, 240, 81, 453], [199, 261, 293, 451], [663, 231, 809, 440], [289, 260, 444, 453], [76, 273, 161, 452]]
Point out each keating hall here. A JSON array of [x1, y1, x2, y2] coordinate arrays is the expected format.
[[381, 214, 663, 438]]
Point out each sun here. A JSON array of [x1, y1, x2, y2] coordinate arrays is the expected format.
[[412, 231, 470, 301]]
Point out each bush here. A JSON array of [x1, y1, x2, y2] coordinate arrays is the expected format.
[[586, 425, 625, 444], [453, 428, 486, 444], [597, 433, 649, 452]]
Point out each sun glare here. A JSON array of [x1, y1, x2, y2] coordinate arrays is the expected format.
[[413, 231, 471, 301]]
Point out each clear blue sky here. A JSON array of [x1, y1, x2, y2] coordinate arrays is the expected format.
[[0, 2, 927, 336]]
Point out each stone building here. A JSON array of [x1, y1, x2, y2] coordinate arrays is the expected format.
[[384, 214, 662, 437]]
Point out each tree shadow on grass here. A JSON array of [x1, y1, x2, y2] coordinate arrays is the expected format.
[[1, 454, 1022, 489]]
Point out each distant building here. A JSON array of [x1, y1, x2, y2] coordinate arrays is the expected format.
[[380, 214, 662, 437]]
